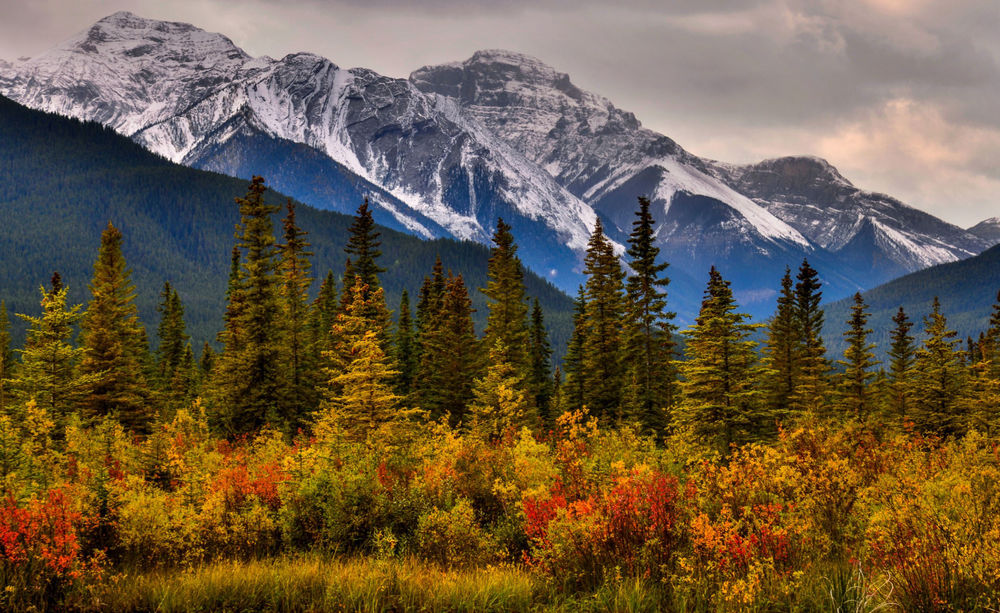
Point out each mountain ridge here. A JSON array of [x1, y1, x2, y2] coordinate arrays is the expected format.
[[1, 12, 990, 321]]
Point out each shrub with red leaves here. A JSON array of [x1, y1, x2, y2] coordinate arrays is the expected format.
[[0, 488, 86, 609]]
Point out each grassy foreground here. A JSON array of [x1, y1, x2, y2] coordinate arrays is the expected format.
[[74, 555, 899, 613], [82, 555, 676, 613]]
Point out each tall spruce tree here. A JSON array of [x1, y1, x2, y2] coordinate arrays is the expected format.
[[468, 339, 531, 442], [79, 222, 152, 432], [912, 297, 965, 435], [836, 293, 879, 424], [413, 256, 446, 372], [411, 273, 479, 424], [323, 329, 401, 442], [676, 267, 764, 451], [344, 199, 385, 291], [277, 199, 315, 425], [14, 276, 94, 430], [393, 291, 417, 397], [310, 271, 339, 358], [791, 259, 829, 414], [560, 286, 588, 415], [886, 307, 916, 425], [155, 282, 188, 387], [962, 330, 1000, 436], [212, 176, 282, 435], [580, 219, 627, 423], [527, 299, 554, 425], [344, 200, 390, 348], [762, 268, 798, 421], [623, 196, 677, 434], [481, 218, 531, 377]]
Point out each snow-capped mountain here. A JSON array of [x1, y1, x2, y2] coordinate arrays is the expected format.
[[410, 50, 987, 298], [0, 13, 988, 317], [710, 156, 990, 282], [410, 51, 823, 305], [0, 12, 599, 286], [968, 217, 1000, 246]]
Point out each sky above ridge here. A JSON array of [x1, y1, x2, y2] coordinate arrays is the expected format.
[[1, 0, 998, 227]]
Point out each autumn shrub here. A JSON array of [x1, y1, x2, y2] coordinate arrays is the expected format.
[[415, 498, 497, 567], [866, 433, 1000, 612], [524, 468, 682, 590], [0, 487, 91, 610]]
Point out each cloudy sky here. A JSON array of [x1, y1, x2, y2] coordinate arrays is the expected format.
[[1, 0, 998, 226]]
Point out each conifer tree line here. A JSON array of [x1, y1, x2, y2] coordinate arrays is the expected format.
[[2, 178, 1000, 449]]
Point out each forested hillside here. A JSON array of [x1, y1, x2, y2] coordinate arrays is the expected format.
[[824, 243, 1000, 356], [0, 94, 573, 351]]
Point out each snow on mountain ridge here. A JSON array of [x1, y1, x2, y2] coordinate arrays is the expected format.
[[1, 15, 605, 264], [411, 50, 811, 250]]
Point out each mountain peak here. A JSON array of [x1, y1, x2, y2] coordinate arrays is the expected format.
[[411, 48, 588, 104], [967, 216, 1000, 246], [65, 12, 247, 62]]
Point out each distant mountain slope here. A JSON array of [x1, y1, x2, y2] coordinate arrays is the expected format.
[[411, 50, 988, 308], [411, 50, 825, 312], [824, 243, 1000, 359], [968, 217, 1000, 246], [0, 94, 574, 352], [712, 156, 989, 282]]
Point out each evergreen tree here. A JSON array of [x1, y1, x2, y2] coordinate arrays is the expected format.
[[169, 343, 199, 408], [323, 329, 401, 442], [393, 291, 417, 397], [79, 222, 151, 432], [481, 218, 531, 377], [983, 290, 1000, 379], [340, 259, 356, 312], [468, 340, 530, 442], [0, 301, 12, 415], [550, 366, 563, 419], [155, 282, 188, 388], [411, 273, 479, 424], [762, 268, 798, 420], [323, 277, 392, 400], [836, 293, 879, 424], [580, 219, 627, 423], [199, 342, 216, 377], [277, 199, 315, 425], [791, 259, 829, 414], [560, 286, 587, 414], [527, 299, 554, 425], [310, 271, 338, 357], [212, 176, 282, 435], [912, 297, 965, 435], [344, 199, 385, 291], [342, 199, 390, 348], [14, 277, 94, 430], [962, 335, 1000, 436], [676, 267, 765, 451], [623, 196, 677, 434], [886, 306, 916, 425], [414, 256, 446, 354]]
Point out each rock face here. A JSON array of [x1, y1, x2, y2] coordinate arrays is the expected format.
[[1, 13, 989, 317]]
